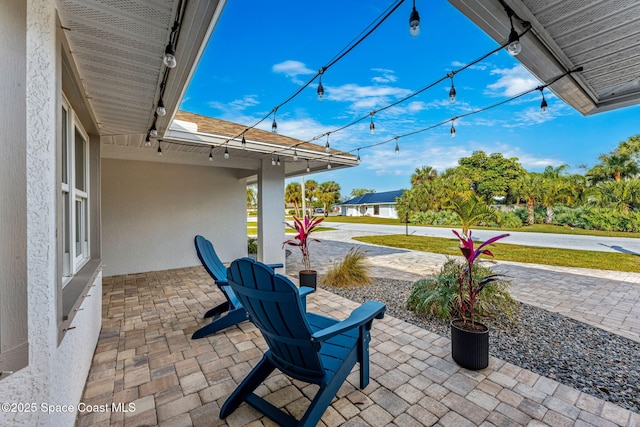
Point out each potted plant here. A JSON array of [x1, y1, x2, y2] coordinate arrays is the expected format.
[[283, 215, 324, 289], [450, 229, 509, 370]]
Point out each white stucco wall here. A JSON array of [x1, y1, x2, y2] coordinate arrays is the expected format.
[[0, 2, 102, 426], [101, 159, 247, 276]]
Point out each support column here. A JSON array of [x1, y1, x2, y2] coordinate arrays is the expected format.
[[257, 158, 285, 267]]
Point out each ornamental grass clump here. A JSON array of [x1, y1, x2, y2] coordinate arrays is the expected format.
[[321, 248, 371, 288], [407, 230, 518, 325]]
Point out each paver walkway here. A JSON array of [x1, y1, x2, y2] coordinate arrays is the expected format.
[[288, 230, 640, 344], [75, 232, 640, 425]]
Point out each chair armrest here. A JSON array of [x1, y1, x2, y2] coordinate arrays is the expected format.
[[298, 286, 315, 298], [311, 301, 385, 343], [266, 263, 284, 269], [214, 278, 228, 286]]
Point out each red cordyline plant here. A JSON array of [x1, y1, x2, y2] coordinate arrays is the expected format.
[[283, 216, 324, 271], [452, 229, 509, 326]]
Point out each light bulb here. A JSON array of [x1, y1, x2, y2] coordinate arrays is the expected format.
[[450, 123, 456, 138], [271, 156, 276, 166], [293, 148, 298, 161], [149, 126, 158, 137], [409, 6, 420, 37], [157, 145, 162, 156], [357, 149, 361, 164], [306, 160, 310, 172], [224, 146, 229, 159], [276, 156, 281, 166], [144, 135, 151, 147], [317, 81, 324, 101], [163, 44, 177, 68], [156, 98, 166, 116], [241, 135, 247, 149], [395, 140, 400, 155], [369, 119, 375, 134], [325, 135, 330, 153], [507, 29, 521, 56], [540, 93, 549, 113], [449, 86, 456, 104], [209, 148, 213, 161], [327, 162, 332, 170]]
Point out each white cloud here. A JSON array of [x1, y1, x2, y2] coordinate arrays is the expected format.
[[272, 60, 315, 84], [486, 65, 540, 97], [371, 68, 398, 83], [229, 95, 260, 110], [451, 60, 488, 71]]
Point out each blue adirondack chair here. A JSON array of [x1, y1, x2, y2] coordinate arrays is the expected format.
[[220, 257, 386, 426], [192, 235, 313, 339]]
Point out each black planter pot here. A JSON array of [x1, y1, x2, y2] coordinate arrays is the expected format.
[[450, 319, 489, 370], [299, 270, 317, 290]]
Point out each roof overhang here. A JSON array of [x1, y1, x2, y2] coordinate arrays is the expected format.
[[57, 0, 226, 137], [448, 0, 640, 115]]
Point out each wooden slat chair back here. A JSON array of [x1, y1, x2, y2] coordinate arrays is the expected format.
[[220, 257, 386, 426]]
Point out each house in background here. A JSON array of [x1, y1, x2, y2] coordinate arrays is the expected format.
[[338, 190, 404, 219], [0, 1, 355, 425]]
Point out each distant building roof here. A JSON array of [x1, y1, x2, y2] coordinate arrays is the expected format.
[[338, 190, 404, 206]]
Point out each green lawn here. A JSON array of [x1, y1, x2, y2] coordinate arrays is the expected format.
[[323, 216, 640, 238], [353, 234, 640, 273]]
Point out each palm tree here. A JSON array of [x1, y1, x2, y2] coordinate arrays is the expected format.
[[587, 152, 639, 183], [246, 185, 257, 211], [592, 179, 640, 213], [317, 181, 341, 216], [447, 193, 496, 236], [285, 182, 302, 217], [514, 173, 542, 225], [410, 166, 438, 186], [304, 179, 318, 214]]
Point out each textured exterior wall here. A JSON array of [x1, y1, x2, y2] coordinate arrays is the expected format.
[[101, 159, 247, 276], [0, 2, 102, 425]]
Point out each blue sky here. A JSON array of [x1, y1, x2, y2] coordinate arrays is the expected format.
[[183, 0, 640, 198]]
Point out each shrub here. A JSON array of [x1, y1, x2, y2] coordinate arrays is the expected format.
[[407, 259, 518, 323], [247, 237, 257, 254], [409, 210, 459, 226], [321, 248, 371, 288], [479, 211, 523, 229]]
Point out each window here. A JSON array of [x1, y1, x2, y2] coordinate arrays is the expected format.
[[61, 97, 90, 285], [374, 205, 380, 215]]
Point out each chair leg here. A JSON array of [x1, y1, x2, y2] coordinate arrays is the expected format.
[[191, 307, 248, 339], [358, 326, 372, 389], [204, 301, 230, 319], [220, 355, 276, 419]]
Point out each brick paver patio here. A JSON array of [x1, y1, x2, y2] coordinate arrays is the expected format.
[[76, 262, 640, 426]]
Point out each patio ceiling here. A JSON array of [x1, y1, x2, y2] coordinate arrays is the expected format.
[[56, 0, 225, 138], [448, 0, 640, 115]]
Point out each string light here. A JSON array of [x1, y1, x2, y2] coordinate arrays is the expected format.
[[149, 121, 158, 137], [271, 155, 276, 166], [539, 88, 548, 113], [157, 141, 163, 156], [450, 119, 457, 138], [448, 73, 457, 104], [293, 147, 298, 161], [241, 134, 247, 149], [163, 42, 177, 68], [317, 67, 325, 101], [276, 156, 281, 166], [369, 113, 375, 134], [325, 133, 331, 152], [306, 159, 310, 172], [156, 97, 166, 116], [144, 134, 152, 147], [271, 108, 278, 133], [505, 9, 522, 56], [409, 0, 420, 37], [395, 137, 400, 155], [357, 148, 361, 164], [224, 146, 230, 159], [209, 147, 213, 161], [327, 158, 332, 169]]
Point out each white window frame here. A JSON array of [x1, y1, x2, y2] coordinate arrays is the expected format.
[[61, 95, 90, 286]]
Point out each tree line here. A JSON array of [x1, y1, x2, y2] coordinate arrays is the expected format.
[[396, 135, 640, 232]]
